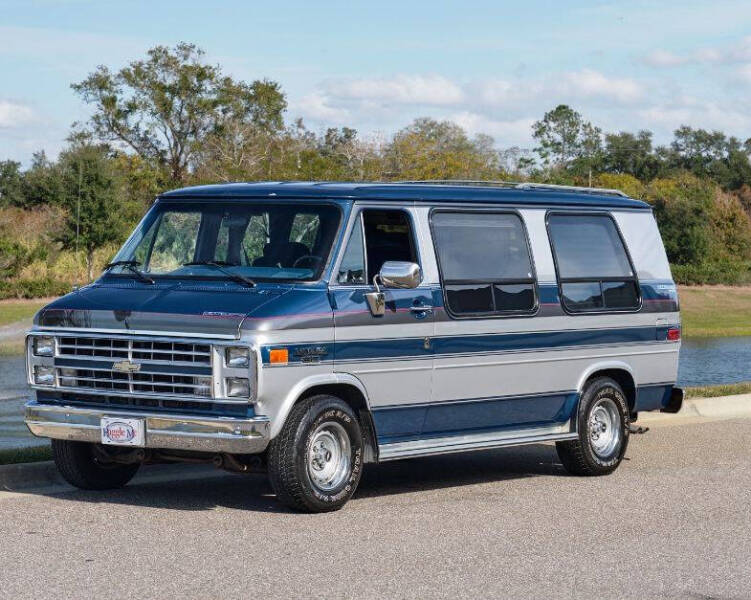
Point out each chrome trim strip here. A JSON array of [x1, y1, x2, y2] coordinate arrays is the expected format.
[[379, 427, 577, 461], [24, 400, 270, 454], [30, 385, 249, 405], [33, 327, 237, 340]]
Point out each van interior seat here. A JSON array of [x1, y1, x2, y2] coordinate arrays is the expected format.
[[253, 241, 309, 267]]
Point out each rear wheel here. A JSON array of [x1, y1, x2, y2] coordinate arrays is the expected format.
[[267, 395, 363, 512], [556, 377, 630, 476], [51, 440, 140, 490]]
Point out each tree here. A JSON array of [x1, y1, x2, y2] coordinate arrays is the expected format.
[[532, 105, 602, 173], [56, 141, 129, 280], [72, 42, 286, 184], [602, 130, 660, 181], [384, 118, 499, 180], [0, 160, 24, 207]]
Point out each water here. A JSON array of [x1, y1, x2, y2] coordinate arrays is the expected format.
[[678, 337, 751, 387]]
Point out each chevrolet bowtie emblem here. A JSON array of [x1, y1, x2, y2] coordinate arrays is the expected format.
[[112, 360, 141, 373]]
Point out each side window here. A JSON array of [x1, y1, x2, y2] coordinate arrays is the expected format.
[[337, 215, 366, 284], [362, 209, 418, 277], [432, 211, 536, 316], [547, 214, 639, 312], [336, 209, 419, 285]]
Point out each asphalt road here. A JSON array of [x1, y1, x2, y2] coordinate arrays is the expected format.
[[1, 418, 750, 600]]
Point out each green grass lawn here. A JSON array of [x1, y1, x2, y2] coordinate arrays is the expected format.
[[678, 286, 751, 338], [0, 299, 48, 328]]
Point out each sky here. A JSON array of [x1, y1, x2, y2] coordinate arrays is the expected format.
[[2, 0, 751, 165]]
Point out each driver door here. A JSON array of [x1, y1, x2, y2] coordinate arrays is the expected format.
[[330, 208, 435, 443]]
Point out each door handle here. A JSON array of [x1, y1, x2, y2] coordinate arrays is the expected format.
[[410, 305, 433, 318]]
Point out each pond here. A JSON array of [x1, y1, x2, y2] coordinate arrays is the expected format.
[[678, 336, 751, 387]]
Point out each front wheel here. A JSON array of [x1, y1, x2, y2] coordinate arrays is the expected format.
[[556, 377, 630, 476], [51, 440, 140, 490], [267, 395, 363, 512]]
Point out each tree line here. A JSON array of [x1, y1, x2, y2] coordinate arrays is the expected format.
[[2, 42, 751, 295]]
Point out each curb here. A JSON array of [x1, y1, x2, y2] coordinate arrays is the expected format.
[[0, 460, 233, 495]]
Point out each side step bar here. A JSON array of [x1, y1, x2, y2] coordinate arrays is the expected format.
[[378, 426, 577, 462]]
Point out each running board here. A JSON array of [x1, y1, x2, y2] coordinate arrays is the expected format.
[[378, 428, 577, 461]]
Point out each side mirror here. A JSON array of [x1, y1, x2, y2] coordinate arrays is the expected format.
[[364, 261, 421, 316], [379, 261, 421, 289]]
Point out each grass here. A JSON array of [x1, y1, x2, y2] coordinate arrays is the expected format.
[[0, 298, 49, 327], [0, 444, 51, 465], [685, 381, 751, 399], [678, 285, 751, 338]]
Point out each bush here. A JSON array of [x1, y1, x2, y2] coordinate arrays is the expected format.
[[0, 277, 72, 300], [671, 261, 751, 285]]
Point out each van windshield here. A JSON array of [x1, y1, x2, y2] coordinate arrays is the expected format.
[[109, 202, 341, 282]]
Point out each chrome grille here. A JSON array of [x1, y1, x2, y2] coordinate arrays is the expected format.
[[58, 337, 211, 365], [52, 334, 214, 401]]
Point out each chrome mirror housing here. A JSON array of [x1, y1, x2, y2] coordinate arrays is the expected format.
[[379, 261, 421, 289]]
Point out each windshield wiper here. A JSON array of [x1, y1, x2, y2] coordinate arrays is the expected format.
[[104, 260, 155, 285], [183, 261, 256, 287]]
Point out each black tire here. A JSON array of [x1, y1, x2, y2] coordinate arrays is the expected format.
[[556, 377, 630, 476], [267, 395, 363, 513], [51, 440, 140, 490]]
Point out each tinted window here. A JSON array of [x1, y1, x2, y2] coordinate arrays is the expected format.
[[432, 212, 536, 316], [548, 215, 633, 278], [362, 210, 418, 277], [548, 214, 639, 312], [337, 216, 366, 284]]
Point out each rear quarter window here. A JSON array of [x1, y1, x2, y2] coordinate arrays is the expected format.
[[547, 213, 640, 313]]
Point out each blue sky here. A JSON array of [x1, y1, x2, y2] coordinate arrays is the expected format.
[[2, 0, 751, 165]]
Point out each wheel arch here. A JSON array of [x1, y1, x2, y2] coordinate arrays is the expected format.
[[576, 362, 637, 413], [269, 373, 379, 462]]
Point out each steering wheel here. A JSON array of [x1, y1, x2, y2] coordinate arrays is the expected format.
[[292, 255, 323, 269]]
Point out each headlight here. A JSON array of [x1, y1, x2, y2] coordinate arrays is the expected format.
[[193, 376, 212, 397], [225, 347, 250, 368], [33, 336, 55, 357], [226, 377, 250, 398], [34, 366, 55, 386]]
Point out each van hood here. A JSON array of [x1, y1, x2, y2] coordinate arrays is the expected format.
[[35, 281, 292, 339]]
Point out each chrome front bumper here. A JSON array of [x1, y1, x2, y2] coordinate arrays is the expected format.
[[24, 400, 271, 454]]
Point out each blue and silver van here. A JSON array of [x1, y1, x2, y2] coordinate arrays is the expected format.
[[24, 181, 683, 512]]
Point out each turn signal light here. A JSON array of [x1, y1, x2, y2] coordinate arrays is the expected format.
[[269, 348, 289, 364], [667, 327, 681, 342]]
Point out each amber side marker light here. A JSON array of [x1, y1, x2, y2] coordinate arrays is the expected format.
[[269, 348, 289, 364]]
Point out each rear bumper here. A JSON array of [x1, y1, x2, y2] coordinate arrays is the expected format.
[[660, 387, 684, 414], [24, 400, 271, 454]]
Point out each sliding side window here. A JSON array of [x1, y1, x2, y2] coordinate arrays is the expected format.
[[432, 211, 537, 317], [547, 213, 640, 313]]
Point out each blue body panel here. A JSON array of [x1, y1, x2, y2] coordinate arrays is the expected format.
[[159, 182, 651, 210]]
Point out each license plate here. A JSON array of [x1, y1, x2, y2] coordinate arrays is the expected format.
[[101, 417, 145, 446]]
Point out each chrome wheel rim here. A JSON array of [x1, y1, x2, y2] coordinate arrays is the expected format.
[[307, 421, 351, 492], [588, 397, 622, 458]]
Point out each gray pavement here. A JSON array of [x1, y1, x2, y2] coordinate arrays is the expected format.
[[1, 418, 750, 599]]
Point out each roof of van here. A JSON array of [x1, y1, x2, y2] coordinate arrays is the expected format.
[[158, 181, 651, 210]]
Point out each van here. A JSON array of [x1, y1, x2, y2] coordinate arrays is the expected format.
[[24, 181, 683, 512]]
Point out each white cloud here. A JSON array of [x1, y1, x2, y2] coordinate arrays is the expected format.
[[642, 50, 690, 68], [559, 69, 644, 103], [325, 75, 465, 106], [643, 35, 751, 68], [448, 112, 535, 145], [293, 91, 351, 124], [0, 101, 36, 129]]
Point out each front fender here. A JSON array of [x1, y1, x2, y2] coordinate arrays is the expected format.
[[265, 371, 371, 439]]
